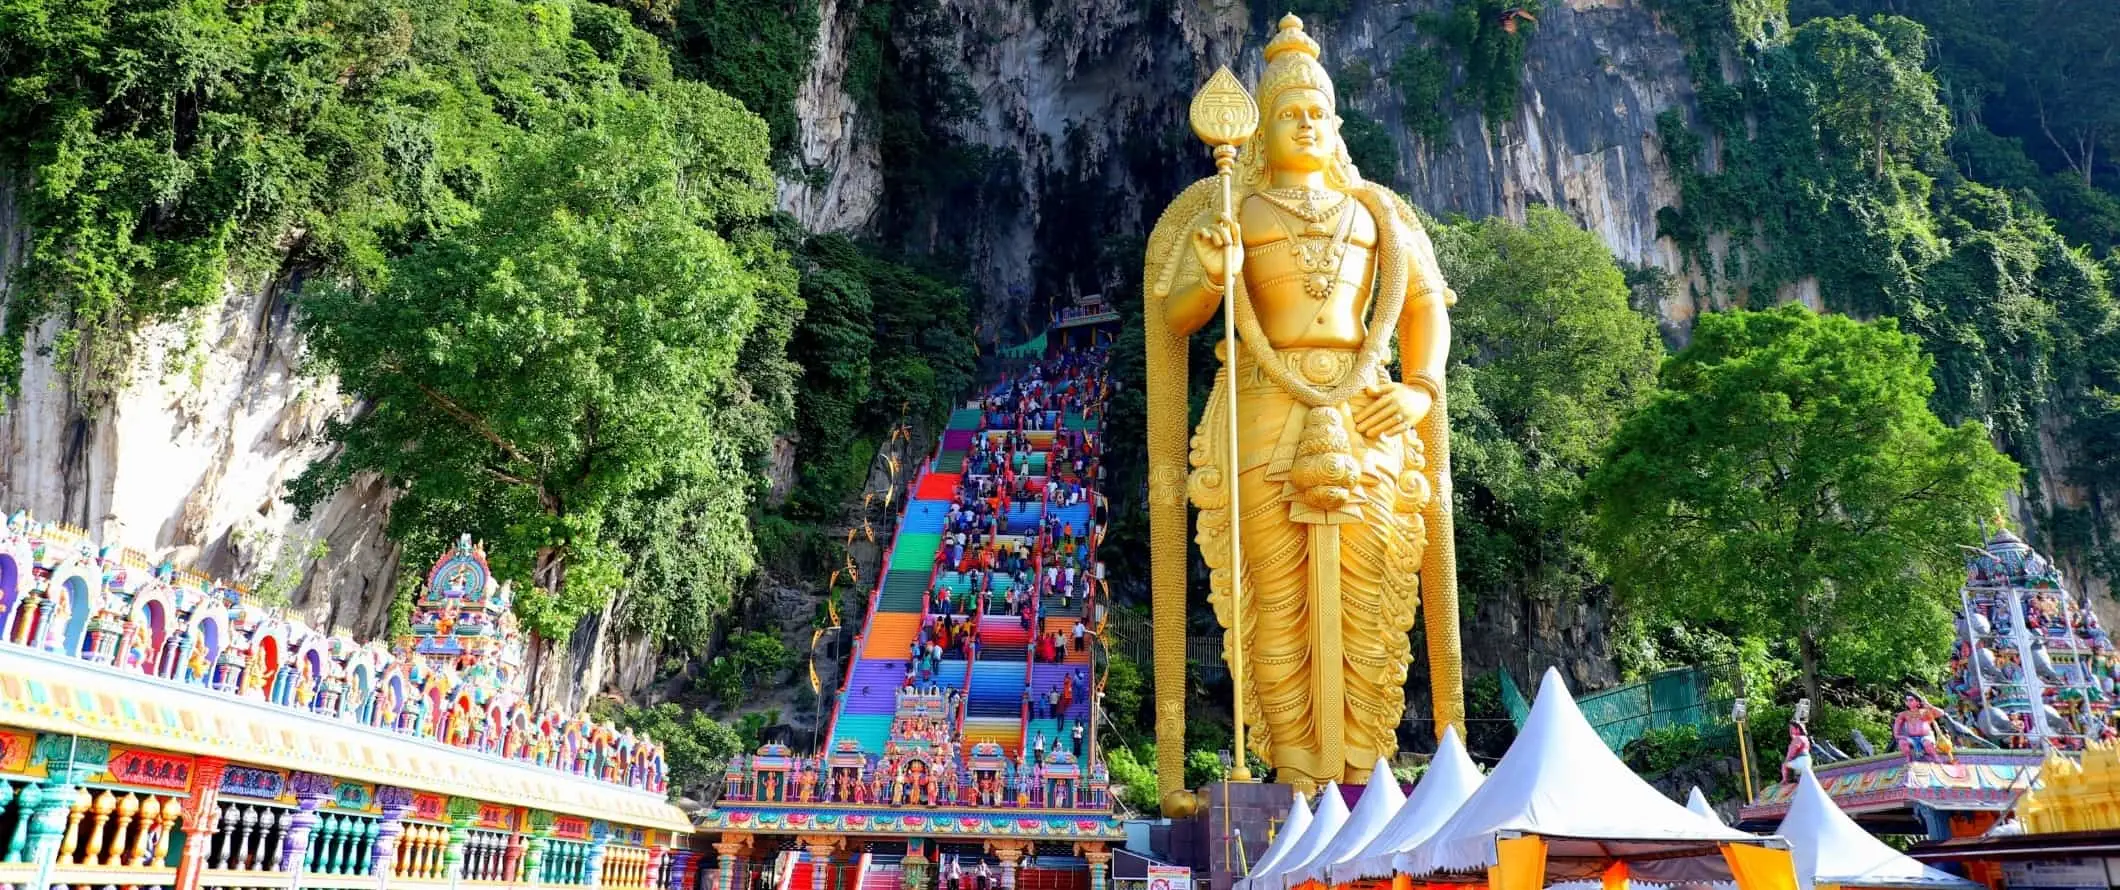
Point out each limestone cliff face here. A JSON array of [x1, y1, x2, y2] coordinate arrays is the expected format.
[[0, 180, 643, 715], [0, 180, 399, 630], [782, 0, 1700, 318]]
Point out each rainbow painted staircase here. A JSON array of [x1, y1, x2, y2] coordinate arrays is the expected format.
[[825, 354, 1113, 779]]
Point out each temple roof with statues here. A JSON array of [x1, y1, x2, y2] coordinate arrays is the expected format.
[[0, 513, 686, 832], [1739, 522, 2107, 837]]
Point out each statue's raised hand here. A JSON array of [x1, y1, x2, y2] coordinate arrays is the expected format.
[[1192, 212, 1243, 290]]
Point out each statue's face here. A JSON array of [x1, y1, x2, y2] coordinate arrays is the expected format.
[[1263, 87, 1338, 173]]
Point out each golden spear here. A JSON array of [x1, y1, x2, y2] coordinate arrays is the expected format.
[[1190, 66, 1260, 783]]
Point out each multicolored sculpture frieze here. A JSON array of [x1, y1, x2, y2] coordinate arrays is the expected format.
[[0, 514, 666, 793], [716, 688, 1109, 812]]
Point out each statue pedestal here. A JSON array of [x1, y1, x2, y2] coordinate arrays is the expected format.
[[1158, 782, 1295, 890]]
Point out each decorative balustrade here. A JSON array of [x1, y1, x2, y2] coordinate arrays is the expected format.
[[600, 843, 655, 889], [460, 827, 520, 882], [543, 838, 594, 885], [0, 732, 695, 890], [208, 803, 294, 872], [395, 822, 452, 881]]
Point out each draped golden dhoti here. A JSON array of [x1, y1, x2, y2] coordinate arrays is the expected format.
[[1188, 343, 1428, 788]]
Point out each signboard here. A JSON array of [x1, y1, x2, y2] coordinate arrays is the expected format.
[[1147, 865, 1192, 890], [0, 731, 33, 774], [220, 766, 287, 799], [410, 793, 449, 823], [2002, 859, 2109, 890], [104, 748, 195, 790], [552, 815, 591, 841], [332, 781, 374, 811]]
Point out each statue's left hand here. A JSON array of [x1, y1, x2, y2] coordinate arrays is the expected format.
[[1355, 382, 1432, 439]]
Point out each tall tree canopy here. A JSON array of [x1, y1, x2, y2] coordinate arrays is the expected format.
[[1586, 306, 2018, 711], [1435, 208, 1665, 628], [291, 83, 796, 644]]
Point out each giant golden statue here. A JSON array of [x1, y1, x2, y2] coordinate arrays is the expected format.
[[1143, 14, 1464, 803]]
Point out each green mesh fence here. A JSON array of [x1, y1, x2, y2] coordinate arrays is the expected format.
[[1000, 333, 1047, 359], [1500, 665, 1726, 752]]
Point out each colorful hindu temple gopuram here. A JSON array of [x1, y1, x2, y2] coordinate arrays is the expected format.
[[695, 313, 1128, 890], [1723, 524, 2120, 888], [0, 519, 693, 890], [1740, 527, 2111, 841]]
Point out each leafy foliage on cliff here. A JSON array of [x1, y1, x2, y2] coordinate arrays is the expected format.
[[274, 17, 797, 649], [1433, 208, 1664, 632], [0, 0, 677, 393], [782, 235, 977, 518], [1587, 307, 2019, 713], [1649, 2, 2120, 586]]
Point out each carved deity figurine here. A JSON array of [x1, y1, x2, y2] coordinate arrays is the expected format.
[[186, 643, 211, 684], [1143, 14, 1461, 796]]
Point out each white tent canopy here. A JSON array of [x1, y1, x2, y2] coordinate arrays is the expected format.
[[1245, 782, 1348, 890], [1398, 668, 1771, 883], [1688, 788, 1721, 824], [1777, 769, 1977, 890], [1293, 759, 1407, 887], [1344, 726, 1484, 881], [1247, 791, 1314, 883]]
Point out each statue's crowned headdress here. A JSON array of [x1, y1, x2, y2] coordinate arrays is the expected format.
[[1257, 14, 1334, 112], [1239, 14, 1359, 189]]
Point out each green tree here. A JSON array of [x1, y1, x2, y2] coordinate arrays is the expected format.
[[597, 701, 745, 799], [1432, 208, 1664, 624], [1586, 307, 2019, 712], [1792, 16, 1949, 177], [1340, 108, 1399, 187], [291, 83, 793, 643]]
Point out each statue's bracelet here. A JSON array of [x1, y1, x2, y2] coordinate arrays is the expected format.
[[1405, 371, 1443, 403]]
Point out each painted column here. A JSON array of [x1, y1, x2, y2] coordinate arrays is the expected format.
[[713, 840, 747, 890], [504, 834, 528, 885], [444, 798, 478, 890], [991, 848, 1022, 890], [283, 771, 333, 890], [1081, 847, 1111, 890], [803, 840, 836, 890], [174, 757, 230, 890], [585, 821, 612, 888], [667, 849, 697, 890], [525, 812, 556, 889], [371, 786, 415, 888], [28, 735, 110, 890], [645, 847, 666, 890]]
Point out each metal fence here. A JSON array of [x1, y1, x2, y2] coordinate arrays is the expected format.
[[1500, 662, 1737, 752]]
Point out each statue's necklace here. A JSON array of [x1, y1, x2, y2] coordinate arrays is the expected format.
[[1266, 198, 1356, 301], [1259, 186, 1348, 223]]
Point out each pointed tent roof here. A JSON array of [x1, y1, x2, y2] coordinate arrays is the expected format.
[[1399, 668, 1771, 883], [1344, 726, 1485, 881], [1249, 782, 1348, 890], [1777, 769, 1977, 890], [1687, 788, 1721, 823], [1240, 792, 1313, 889], [1293, 758, 1408, 887]]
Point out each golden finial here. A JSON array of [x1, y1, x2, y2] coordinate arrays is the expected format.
[[1264, 14, 1321, 62], [1257, 12, 1335, 111]]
